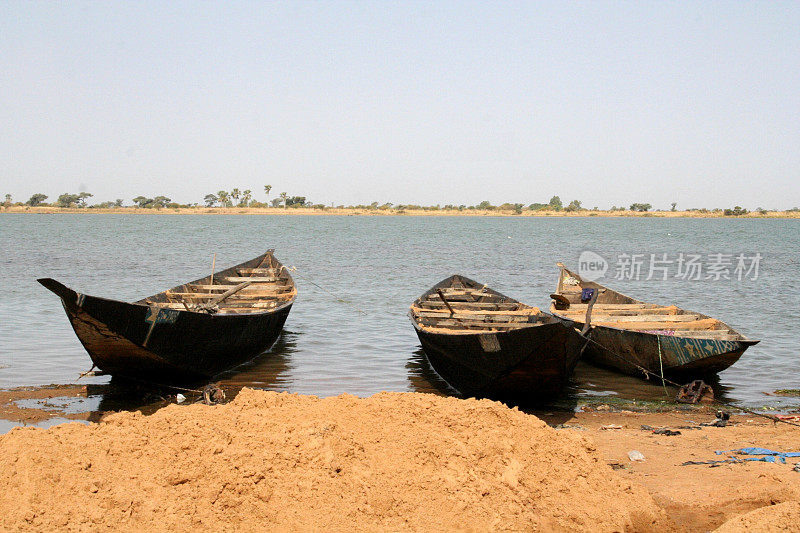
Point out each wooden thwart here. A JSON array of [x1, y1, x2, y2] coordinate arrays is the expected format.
[[236, 268, 280, 275], [419, 301, 521, 310], [559, 306, 679, 316], [167, 290, 289, 299], [577, 314, 701, 323], [220, 276, 281, 283], [594, 318, 720, 331], [411, 306, 539, 317]]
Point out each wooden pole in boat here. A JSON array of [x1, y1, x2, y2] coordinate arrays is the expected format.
[[198, 281, 253, 311], [436, 289, 457, 316], [581, 288, 604, 335], [209, 253, 217, 294]]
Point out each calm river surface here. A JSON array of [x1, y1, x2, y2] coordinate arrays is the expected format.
[[1, 214, 798, 412]]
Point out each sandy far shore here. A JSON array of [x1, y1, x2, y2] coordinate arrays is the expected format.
[[1, 388, 799, 531], [4, 205, 800, 218]]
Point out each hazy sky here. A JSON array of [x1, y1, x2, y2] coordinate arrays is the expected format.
[[2, 2, 799, 209]]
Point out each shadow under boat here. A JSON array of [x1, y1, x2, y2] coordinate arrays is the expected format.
[[81, 330, 299, 421], [407, 346, 736, 426]]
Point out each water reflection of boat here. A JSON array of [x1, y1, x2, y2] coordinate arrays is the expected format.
[[409, 275, 584, 402], [405, 348, 460, 397], [82, 332, 298, 420], [38, 250, 295, 384], [550, 264, 759, 379], [215, 329, 298, 394]]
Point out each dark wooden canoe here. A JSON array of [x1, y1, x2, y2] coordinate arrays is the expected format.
[[409, 275, 584, 402], [550, 264, 758, 379], [38, 250, 295, 383]]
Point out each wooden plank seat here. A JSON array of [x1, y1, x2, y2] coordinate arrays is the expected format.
[[436, 288, 492, 296], [411, 307, 539, 318], [420, 315, 536, 325], [419, 316, 533, 325], [577, 314, 702, 323], [593, 318, 720, 331], [418, 301, 522, 311], [187, 284, 293, 291], [561, 303, 657, 310], [236, 268, 281, 275], [219, 276, 283, 283], [149, 300, 284, 310], [166, 290, 291, 299], [559, 306, 680, 317]]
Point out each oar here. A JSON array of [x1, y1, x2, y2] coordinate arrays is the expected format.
[[208, 253, 217, 294], [436, 289, 457, 316], [196, 281, 252, 312]]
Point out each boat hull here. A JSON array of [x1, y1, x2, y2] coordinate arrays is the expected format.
[[577, 324, 756, 378], [43, 280, 291, 383], [414, 321, 584, 402]]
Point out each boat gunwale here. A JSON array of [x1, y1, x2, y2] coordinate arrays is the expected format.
[[551, 264, 759, 344], [134, 250, 296, 316], [410, 274, 560, 335]]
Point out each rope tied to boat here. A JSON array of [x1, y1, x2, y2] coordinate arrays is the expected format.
[[577, 330, 800, 429], [284, 265, 368, 316], [656, 336, 668, 398]]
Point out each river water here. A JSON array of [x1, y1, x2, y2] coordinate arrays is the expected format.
[[1, 214, 798, 413]]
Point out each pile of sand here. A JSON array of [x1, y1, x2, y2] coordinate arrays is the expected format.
[[715, 501, 800, 532], [0, 389, 669, 531]]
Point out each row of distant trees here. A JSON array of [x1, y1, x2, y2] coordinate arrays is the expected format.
[[203, 185, 314, 209], [3, 191, 795, 216]]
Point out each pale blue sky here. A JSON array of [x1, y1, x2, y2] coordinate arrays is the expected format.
[[2, 2, 798, 209]]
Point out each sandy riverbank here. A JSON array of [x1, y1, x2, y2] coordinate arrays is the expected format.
[[1, 388, 799, 531], [4, 205, 800, 218]]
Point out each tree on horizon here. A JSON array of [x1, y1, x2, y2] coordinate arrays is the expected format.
[[77, 192, 93, 207], [240, 190, 252, 207], [217, 190, 231, 207], [132, 196, 153, 208], [26, 193, 48, 206]]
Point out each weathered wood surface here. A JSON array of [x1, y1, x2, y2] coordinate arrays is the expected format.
[[220, 276, 282, 283], [550, 263, 758, 378], [187, 283, 293, 291], [418, 301, 522, 310], [409, 273, 584, 401], [38, 249, 296, 382], [592, 318, 719, 331]]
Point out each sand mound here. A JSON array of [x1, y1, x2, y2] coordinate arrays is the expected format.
[[0, 389, 669, 532], [715, 501, 800, 532]]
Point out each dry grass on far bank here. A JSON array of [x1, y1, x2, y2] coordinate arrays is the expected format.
[[4, 205, 800, 218]]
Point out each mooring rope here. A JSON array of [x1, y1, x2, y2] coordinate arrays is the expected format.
[[283, 265, 368, 316], [578, 331, 800, 428], [656, 336, 668, 398]]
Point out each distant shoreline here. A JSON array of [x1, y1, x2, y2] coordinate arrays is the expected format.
[[3, 205, 800, 218]]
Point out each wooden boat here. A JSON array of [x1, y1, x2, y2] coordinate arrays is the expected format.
[[550, 264, 758, 378], [38, 250, 296, 383], [409, 275, 584, 401]]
